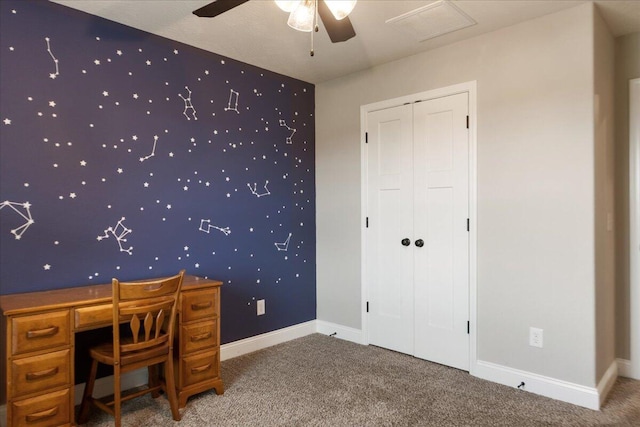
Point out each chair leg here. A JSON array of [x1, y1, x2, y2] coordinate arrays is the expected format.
[[114, 364, 122, 427], [77, 359, 99, 424], [148, 364, 160, 398], [164, 357, 181, 421]]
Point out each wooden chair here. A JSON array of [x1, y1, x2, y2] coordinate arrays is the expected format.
[[78, 270, 185, 426]]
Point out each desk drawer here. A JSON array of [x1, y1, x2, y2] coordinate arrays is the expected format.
[[11, 387, 71, 427], [11, 349, 71, 398], [12, 311, 70, 355], [181, 289, 217, 322], [181, 349, 219, 388], [74, 304, 111, 329], [181, 320, 217, 354]]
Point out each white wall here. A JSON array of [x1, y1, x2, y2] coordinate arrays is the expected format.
[[614, 32, 640, 361], [316, 3, 599, 387]]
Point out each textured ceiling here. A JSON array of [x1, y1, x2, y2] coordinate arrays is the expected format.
[[52, 0, 640, 83]]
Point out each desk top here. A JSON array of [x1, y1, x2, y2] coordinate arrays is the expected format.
[[0, 275, 222, 316]]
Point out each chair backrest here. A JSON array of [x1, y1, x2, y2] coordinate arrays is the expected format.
[[112, 270, 185, 363]]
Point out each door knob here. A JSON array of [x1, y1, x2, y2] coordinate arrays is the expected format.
[[415, 239, 424, 248], [401, 238, 411, 247]]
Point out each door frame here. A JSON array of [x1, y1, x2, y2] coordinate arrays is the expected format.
[[360, 81, 478, 372], [630, 77, 640, 379]]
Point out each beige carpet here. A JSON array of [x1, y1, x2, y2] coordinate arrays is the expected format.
[[79, 333, 640, 426]]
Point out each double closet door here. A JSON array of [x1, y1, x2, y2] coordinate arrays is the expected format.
[[366, 92, 470, 371]]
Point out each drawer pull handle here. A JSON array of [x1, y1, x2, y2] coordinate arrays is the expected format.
[[26, 326, 59, 339], [191, 332, 212, 342], [191, 363, 212, 374], [191, 301, 212, 310], [25, 406, 58, 422], [26, 367, 59, 381]]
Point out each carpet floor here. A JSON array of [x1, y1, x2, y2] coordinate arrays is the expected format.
[[79, 333, 640, 426]]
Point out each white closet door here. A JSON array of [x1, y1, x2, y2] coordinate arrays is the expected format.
[[366, 104, 415, 355], [413, 93, 469, 370], [366, 92, 470, 371]]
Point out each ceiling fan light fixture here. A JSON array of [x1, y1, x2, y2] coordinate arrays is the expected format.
[[324, 0, 357, 20], [275, 0, 301, 13], [287, 0, 315, 32]]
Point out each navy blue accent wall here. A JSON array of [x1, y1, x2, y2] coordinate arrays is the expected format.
[[0, 0, 316, 344]]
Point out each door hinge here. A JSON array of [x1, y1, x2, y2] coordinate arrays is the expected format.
[[366, 301, 369, 313], [467, 321, 470, 334], [365, 132, 368, 143], [466, 218, 470, 232], [466, 115, 469, 129], [366, 217, 369, 228]]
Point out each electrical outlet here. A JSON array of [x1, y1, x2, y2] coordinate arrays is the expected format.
[[257, 299, 265, 316], [529, 327, 543, 348]]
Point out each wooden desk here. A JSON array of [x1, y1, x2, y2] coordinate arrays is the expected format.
[[0, 275, 224, 427]]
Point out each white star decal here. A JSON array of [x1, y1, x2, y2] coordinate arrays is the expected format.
[[102, 91, 109, 97], [173, 49, 179, 54], [169, 152, 174, 157], [80, 160, 87, 166], [48, 101, 56, 107], [117, 168, 123, 174], [116, 50, 123, 56], [94, 59, 100, 65], [49, 73, 57, 79], [132, 135, 138, 141], [133, 93, 139, 99], [144, 182, 149, 187], [3, 118, 11, 125], [146, 60, 151, 66], [167, 204, 172, 209], [43, 264, 51, 270], [69, 193, 77, 199]]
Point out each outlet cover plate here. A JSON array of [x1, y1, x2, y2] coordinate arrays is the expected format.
[[529, 327, 543, 348]]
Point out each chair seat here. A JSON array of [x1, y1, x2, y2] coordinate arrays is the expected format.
[[90, 338, 170, 367]]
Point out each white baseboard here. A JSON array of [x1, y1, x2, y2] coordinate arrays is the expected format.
[[220, 320, 316, 361], [315, 320, 364, 344], [617, 358, 637, 379], [472, 360, 601, 410], [73, 369, 149, 405]]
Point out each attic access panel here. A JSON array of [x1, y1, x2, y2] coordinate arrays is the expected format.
[[386, 0, 476, 42]]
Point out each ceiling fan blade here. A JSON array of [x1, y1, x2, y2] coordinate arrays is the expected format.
[[193, 0, 250, 18], [318, 0, 356, 43]]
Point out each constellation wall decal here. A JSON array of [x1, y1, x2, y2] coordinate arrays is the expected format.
[[178, 86, 197, 120], [97, 217, 133, 255], [0, 200, 34, 240], [279, 119, 296, 144], [247, 180, 271, 197], [224, 89, 240, 114], [45, 37, 59, 79], [139, 135, 159, 162], [199, 219, 231, 236], [274, 232, 292, 251]]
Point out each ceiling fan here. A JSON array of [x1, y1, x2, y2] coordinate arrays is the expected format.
[[193, 0, 357, 55]]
